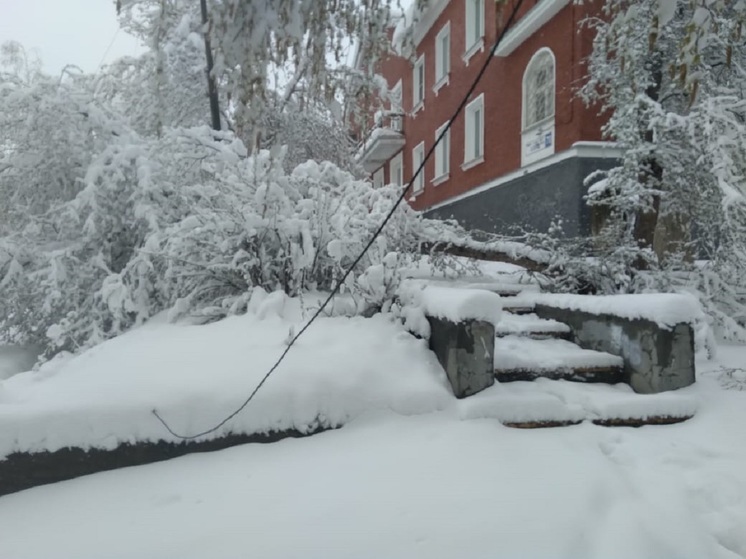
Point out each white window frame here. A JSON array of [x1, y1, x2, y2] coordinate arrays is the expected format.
[[373, 167, 385, 188], [434, 22, 451, 93], [390, 79, 403, 112], [412, 54, 425, 113], [389, 152, 404, 187], [411, 141, 426, 195], [521, 47, 556, 166], [522, 48, 556, 130], [464, 0, 485, 64], [463, 94, 484, 169], [389, 80, 404, 131], [433, 122, 450, 184]]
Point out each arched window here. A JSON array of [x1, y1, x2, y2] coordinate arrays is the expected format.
[[522, 48, 555, 130]]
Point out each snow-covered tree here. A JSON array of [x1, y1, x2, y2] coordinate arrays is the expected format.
[[577, 0, 746, 340], [207, 0, 399, 134], [110, 0, 220, 136], [0, 43, 124, 233], [113, 0, 397, 165], [0, 103, 454, 356], [253, 92, 360, 174], [0, 3, 471, 358]]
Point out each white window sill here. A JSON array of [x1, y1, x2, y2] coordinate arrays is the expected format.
[[461, 156, 484, 171], [432, 173, 449, 186], [411, 101, 425, 116], [409, 186, 424, 200], [462, 38, 485, 65], [522, 115, 555, 134], [433, 74, 450, 95]]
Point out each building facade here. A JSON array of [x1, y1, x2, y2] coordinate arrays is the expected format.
[[356, 0, 622, 236]]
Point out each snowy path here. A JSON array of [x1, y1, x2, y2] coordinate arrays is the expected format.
[[1, 377, 745, 559]]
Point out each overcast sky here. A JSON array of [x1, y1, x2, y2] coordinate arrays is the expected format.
[[0, 0, 142, 75]]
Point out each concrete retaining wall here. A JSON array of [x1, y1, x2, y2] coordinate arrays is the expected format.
[[534, 304, 695, 394], [427, 317, 495, 398], [0, 425, 332, 498]]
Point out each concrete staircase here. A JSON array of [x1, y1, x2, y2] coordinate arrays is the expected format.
[[474, 281, 697, 429]]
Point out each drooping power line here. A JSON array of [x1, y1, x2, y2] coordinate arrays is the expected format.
[[152, 0, 527, 440]]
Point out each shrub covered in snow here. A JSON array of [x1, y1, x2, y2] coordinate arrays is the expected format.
[[0, 120, 457, 356]]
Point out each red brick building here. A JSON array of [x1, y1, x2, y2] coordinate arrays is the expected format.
[[356, 0, 621, 236]]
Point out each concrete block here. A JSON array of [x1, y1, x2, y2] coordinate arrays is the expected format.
[[427, 317, 495, 398], [534, 305, 695, 394]]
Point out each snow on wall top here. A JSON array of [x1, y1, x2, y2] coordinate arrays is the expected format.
[[419, 286, 503, 326], [533, 293, 703, 329], [0, 304, 452, 460]]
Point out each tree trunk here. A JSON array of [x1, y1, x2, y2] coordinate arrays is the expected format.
[[200, 0, 221, 131], [633, 51, 663, 267]]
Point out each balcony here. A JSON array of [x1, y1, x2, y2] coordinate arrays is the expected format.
[[356, 111, 406, 173]]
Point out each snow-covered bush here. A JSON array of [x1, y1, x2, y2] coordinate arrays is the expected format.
[[141, 145, 431, 320], [0, 121, 450, 355], [256, 98, 360, 176]]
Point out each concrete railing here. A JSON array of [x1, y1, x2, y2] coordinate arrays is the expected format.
[[409, 285, 502, 399], [534, 302, 696, 394]]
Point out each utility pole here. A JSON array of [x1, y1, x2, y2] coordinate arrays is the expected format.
[[200, 0, 221, 131]]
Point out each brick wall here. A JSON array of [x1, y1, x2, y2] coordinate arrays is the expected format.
[[371, 0, 608, 210]]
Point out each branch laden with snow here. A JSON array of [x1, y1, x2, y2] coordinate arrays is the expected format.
[[576, 0, 746, 341]]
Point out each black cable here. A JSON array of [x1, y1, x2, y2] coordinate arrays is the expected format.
[[153, 0, 526, 439]]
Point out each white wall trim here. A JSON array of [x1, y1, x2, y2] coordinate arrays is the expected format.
[[428, 142, 623, 211], [494, 0, 571, 57]]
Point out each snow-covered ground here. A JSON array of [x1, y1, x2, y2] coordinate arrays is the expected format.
[[0, 295, 451, 459], [0, 262, 745, 558], [0, 348, 745, 559], [0, 261, 524, 459]]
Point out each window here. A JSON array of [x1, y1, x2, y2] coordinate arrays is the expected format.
[[521, 48, 556, 166], [389, 81, 404, 131], [373, 168, 385, 188], [465, 0, 485, 54], [412, 142, 425, 194], [434, 23, 450, 90], [413, 54, 425, 110], [389, 152, 404, 187], [522, 48, 555, 130], [390, 80, 402, 112], [464, 94, 484, 166], [434, 122, 450, 180]]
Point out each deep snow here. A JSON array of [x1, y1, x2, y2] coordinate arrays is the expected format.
[[0, 260, 525, 459], [0, 302, 452, 459], [0, 337, 744, 559], [0, 260, 745, 558], [0, 358, 745, 559]]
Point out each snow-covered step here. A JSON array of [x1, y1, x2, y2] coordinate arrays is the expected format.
[[499, 293, 538, 314], [458, 379, 696, 428], [463, 282, 541, 298], [501, 302, 535, 315], [495, 313, 571, 339], [494, 336, 624, 383], [420, 278, 541, 298]]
